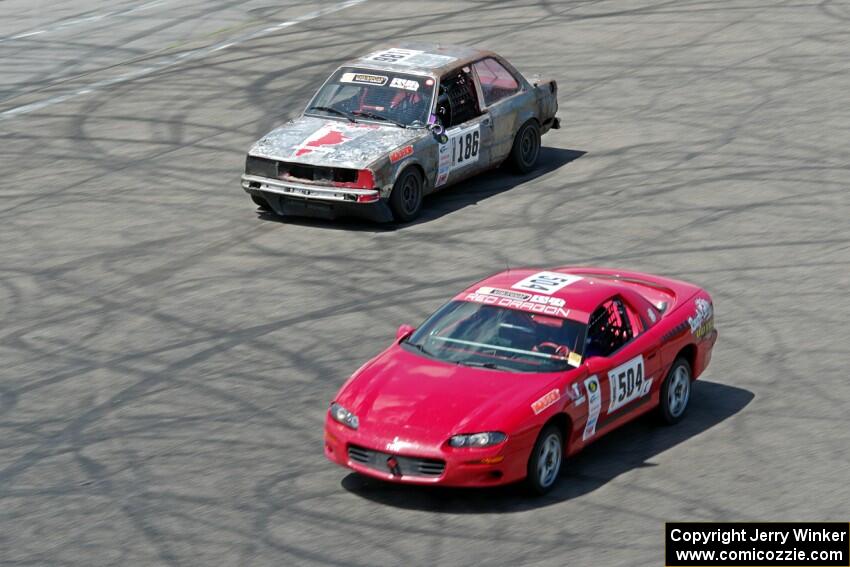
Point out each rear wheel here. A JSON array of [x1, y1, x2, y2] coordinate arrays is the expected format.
[[389, 168, 423, 222], [251, 194, 271, 211], [659, 358, 692, 425], [508, 120, 541, 174], [526, 425, 563, 495]]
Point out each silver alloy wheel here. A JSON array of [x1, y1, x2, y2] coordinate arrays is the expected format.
[[668, 364, 691, 418], [537, 432, 562, 488]]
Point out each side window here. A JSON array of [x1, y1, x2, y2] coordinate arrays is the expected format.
[[435, 67, 482, 128], [472, 58, 520, 106], [585, 297, 635, 357]]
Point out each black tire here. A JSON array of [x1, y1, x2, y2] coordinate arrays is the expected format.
[[525, 424, 563, 495], [251, 194, 271, 211], [508, 120, 541, 174], [658, 358, 692, 425], [389, 168, 423, 222]]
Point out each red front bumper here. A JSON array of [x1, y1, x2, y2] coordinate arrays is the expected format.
[[324, 418, 531, 487]]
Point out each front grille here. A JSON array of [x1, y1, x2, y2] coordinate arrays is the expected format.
[[281, 162, 358, 183], [348, 445, 371, 464], [244, 156, 358, 184], [347, 444, 446, 477]]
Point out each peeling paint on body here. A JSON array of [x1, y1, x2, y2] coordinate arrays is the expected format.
[[251, 116, 423, 170]]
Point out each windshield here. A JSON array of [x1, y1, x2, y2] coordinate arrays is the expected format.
[[306, 67, 434, 128], [405, 301, 587, 373]]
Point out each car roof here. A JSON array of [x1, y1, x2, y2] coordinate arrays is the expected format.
[[346, 42, 497, 76], [454, 267, 666, 323]]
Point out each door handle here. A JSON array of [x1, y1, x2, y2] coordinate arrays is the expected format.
[[481, 117, 492, 128], [646, 349, 659, 360]]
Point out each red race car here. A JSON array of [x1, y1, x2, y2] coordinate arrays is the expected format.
[[324, 267, 717, 494]]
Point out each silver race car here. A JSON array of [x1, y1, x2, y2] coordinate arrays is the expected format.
[[242, 42, 560, 222]]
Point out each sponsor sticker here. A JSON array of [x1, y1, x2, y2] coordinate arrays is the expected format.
[[512, 272, 582, 295], [435, 142, 451, 186], [568, 352, 582, 367], [582, 375, 601, 440], [389, 77, 419, 91], [389, 145, 414, 163], [688, 298, 714, 339], [608, 355, 652, 413], [571, 383, 586, 405], [476, 287, 531, 301], [341, 72, 388, 86], [475, 286, 565, 307], [464, 292, 570, 318], [531, 389, 560, 415]]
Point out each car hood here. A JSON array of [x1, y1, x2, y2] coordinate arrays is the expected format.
[[248, 115, 423, 169], [336, 344, 562, 447]]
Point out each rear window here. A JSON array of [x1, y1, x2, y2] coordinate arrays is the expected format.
[[404, 301, 586, 373]]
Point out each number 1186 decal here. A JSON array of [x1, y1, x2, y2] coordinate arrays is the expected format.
[[450, 124, 480, 169]]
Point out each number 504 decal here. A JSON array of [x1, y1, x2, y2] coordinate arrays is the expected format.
[[608, 355, 652, 412]]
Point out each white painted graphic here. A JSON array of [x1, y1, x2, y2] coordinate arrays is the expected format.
[[512, 272, 582, 295]]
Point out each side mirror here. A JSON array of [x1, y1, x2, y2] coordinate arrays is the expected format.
[[429, 123, 449, 144], [396, 324, 415, 340], [583, 355, 606, 371]]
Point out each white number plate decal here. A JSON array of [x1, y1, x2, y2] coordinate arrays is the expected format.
[[512, 271, 582, 295], [436, 124, 480, 187], [366, 48, 423, 64], [449, 124, 480, 168], [608, 355, 652, 412]]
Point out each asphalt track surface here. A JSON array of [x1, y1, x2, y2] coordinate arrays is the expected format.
[[1, 1, 848, 565]]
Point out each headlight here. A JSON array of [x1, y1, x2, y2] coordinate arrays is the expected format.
[[330, 402, 359, 430], [448, 432, 507, 448]]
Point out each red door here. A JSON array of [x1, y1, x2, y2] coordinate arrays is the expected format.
[[580, 296, 662, 442]]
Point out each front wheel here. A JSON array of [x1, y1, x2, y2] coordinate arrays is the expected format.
[[508, 120, 541, 174], [658, 358, 692, 425], [526, 425, 563, 495], [389, 168, 423, 222]]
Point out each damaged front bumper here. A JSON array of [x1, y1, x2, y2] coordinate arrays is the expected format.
[[241, 174, 393, 222]]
